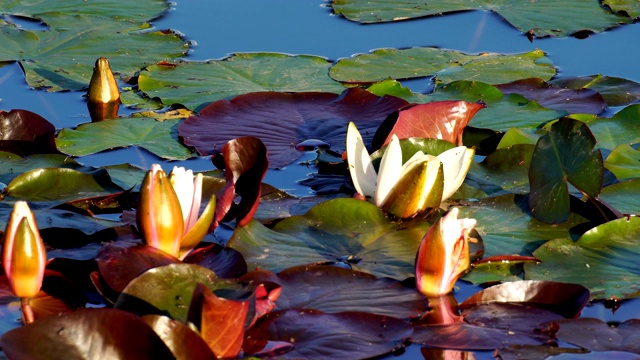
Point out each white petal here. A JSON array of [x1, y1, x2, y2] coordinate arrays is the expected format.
[[346, 122, 377, 197], [374, 134, 403, 206], [184, 173, 203, 232], [401, 150, 436, 174], [437, 146, 475, 201], [169, 166, 195, 225]]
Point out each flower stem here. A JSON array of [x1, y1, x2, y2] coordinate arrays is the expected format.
[[20, 297, 35, 324]]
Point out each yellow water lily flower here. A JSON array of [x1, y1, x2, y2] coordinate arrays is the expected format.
[[415, 207, 476, 297], [87, 57, 120, 104], [2, 201, 46, 299], [346, 122, 474, 218], [137, 165, 216, 258]]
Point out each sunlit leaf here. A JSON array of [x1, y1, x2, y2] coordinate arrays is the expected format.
[[587, 104, 640, 150], [599, 179, 640, 215], [330, 0, 631, 37], [142, 315, 216, 360], [528, 118, 603, 224], [330, 48, 555, 84], [525, 216, 640, 300], [179, 88, 408, 168], [605, 144, 640, 180], [56, 118, 192, 160], [138, 54, 345, 110]]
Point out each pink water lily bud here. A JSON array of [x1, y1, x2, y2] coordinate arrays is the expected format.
[[137, 165, 216, 258], [415, 207, 476, 297], [2, 201, 46, 299]]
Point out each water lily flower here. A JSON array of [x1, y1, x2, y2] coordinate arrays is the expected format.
[[2, 201, 46, 299], [415, 207, 476, 297], [137, 165, 216, 258], [346, 122, 474, 218], [87, 57, 120, 104]]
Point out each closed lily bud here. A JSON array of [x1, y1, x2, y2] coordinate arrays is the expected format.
[[2, 201, 46, 299], [415, 207, 476, 297], [137, 164, 185, 257], [87, 57, 120, 104]]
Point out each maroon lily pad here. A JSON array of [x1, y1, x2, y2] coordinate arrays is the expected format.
[[178, 88, 409, 168], [458, 280, 590, 319], [95, 243, 179, 293], [0, 109, 58, 155], [239, 265, 428, 319], [495, 78, 607, 115], [554, 318, 640, 353], [371, 100, 485, 150], [188, 283, 249, 358], [183, 243, 248, 279], [142, 314, 216, 360], [0, 308, 175, 360], [244, 309, 411, 359], [213, 136, 268, 228]]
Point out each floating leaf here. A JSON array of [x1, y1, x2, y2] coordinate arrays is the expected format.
[[0, 308, 174, 359], [229, 198, 430, 280], [550, 75, 640, 107], [330, 48, 555, 85], [183, 243, 247, 279], [0, 110, 57, 156], [213, 137, 268, 228], [525, 216, 640, 300], [554, 318, 640, 353], [0, 152, 96, 185], [605, 144, 640, 180], [138, 54, 345, 110], [528, 118, 603, 224], [587, 104, 640, 150], [142, 315, 216, 360], [330, 0, 631, 37], [466, 144, 534, 196], [495, 78, 607, 115], [56, 118, 192, 160], [599, 179, 640, 215], [244, 309, 411, 359], [239, 265, 428, 318], [179, 88, 408, 168]]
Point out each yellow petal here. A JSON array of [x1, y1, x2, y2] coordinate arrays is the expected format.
[[87, 57, 120, 104], [382, 158, 443, 218], [179, 194, 216, 259]]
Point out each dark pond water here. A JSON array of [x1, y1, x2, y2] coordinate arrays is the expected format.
[[1, 0, 640, 358]]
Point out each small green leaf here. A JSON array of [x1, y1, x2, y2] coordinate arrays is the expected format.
[[604, 144, 640, 180]]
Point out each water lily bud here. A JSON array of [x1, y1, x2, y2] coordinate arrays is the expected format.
[[382, 157, 443, 218], [2, 201, 46, 298], [415, 207, 476, 297], [87, 57, 120, 104], [137, 165, 184, 257]]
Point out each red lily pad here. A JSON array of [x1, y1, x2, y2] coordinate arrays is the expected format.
[[213, 136, 268, 228], [372, 100, 485, 150], [0, 308, 174, 360], [244, 309, 411, 359], [141, 315, 216, 359], [458, 280, 590, 319], [95, 244, 179, 293], [178, 88, 408, 168], [0, 109, 58, 156], [554, 318, 640, 353], [183, 243, 247, 279], [495, 78, 607, 115], [239, 265, 428, 319]]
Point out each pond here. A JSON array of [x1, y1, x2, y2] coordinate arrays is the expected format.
[[1, 0, 640, 359]]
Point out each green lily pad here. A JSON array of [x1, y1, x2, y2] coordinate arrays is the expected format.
[[0, 152, 96, 185], [330, 0, 631, 37], [56, 118, 192, 160], [466, 144, 534, 196], [588, 104, 640, 150], [329, 48, 555, 85], [229, 198, 430, 280], [497, 128, 540, 149], [114, 263, 241, 323], [549, 75, 640, 107], [3, 167, 122, 202], [602, 0, 640, 18], [605, 144, 640, 180], [426, 81, 567, 132], [599, 179, 640, 216], [0, 16, 186, 91], [457, 194, 588, 258], [138, 54, 345, 110], [525, 216, 640, 300], [528, 118, 603, 224]]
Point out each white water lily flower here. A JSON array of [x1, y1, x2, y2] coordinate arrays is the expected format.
[[346, 122, 474, 218]]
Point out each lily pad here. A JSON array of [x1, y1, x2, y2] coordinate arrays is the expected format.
[[525, 216, 640, 300], [0, 308, 174, 359], [0, 152, 95, 185], [244, 309, 411, 359], [605, 144, 640, 180], [179, 88, 408, 168], [550, 75, 640, 107], [142, 315, 216, 359], [229, 198, 430, 280], [587, 104, 640, 150], [528, 118, 603, 224], [239, 265, 429, 318], [329, 48, 555, 85], [0, 109, 57, 155], [554, 318, 640, 353], [466, 144, 535, 196], [330, 0, 631, 37], [56, 118, 192, 160], [138, 54, 345, 110], [599, 179, 640, 215]]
